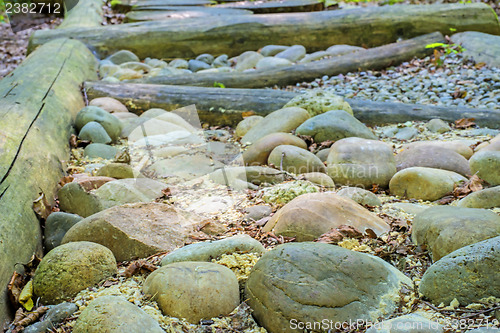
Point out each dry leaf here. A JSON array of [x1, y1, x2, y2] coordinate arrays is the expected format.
[[58, 175, 74, 187], [455, 118, 476, 129], [32, 191, 52, 220], [315, 225, 363, 244], [122, 260, 157, 278], [452, 175, 484, 198], [242, 111, 255, 118], [7, 272, 24, 307]]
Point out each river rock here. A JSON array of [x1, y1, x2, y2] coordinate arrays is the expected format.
[[73, 175, 115, 191], [244, 205, 272, 222], [93, 178, 166, 209], [457, 186, 500, 208], [284, 89, 353, 116], [79, 121, 112, 144], [62, 202, 208, 261], [404, 140, 474, 159], [246, 242, 412, 333], [255, 57, 293, 71], [99, 63, 119, 77], [412, 206, 500, 261], [316, 148, 331, 162], [300, 172, 335, 188], [396, 145, 471, 176], [120, 61, 152, 73], [126, 119, 191, 142], [263, 192, 389, 241], [213, 54, 229, 68], [260, 44, 289, 56], [75, 106, 122, 141], [469, 150, 500, 185], [419, 236, 500, 305], [389, 167, 467, 201], [337, 187, 382, 206], [395, 127, 419, 141], [296, 110, 376, 142], [235, 115, 263, 137], [144, 262, 240, 323], [268, 145, 326, 174], [210, 166, 286, 187], [106, 50, 139, 65], [425, 118, 451, 133], [111, 68, 143, 80], [58, 182, 103, 218], [84, 143, 118, 160], [241, 107, 310, 144], [274, 44, 306, 61], [33, 242, 117, 304], [170, 58, 189, 69], [147, 153, 224, 182], [299, 50, 330, 63], [242, 133, 307, 166], [326, 44, 365, 56], [327, 138, 396, 188], [24, 302, 79, 333], [44, 212, 83, 251], [235, 51, 264, 71], [195, 53, 214, 65], [161, 234, 265, 265], [188, 59, 211, 72], [89, 97, 128, 113], [96, 163, 138, 179], [73, 296, 164, 333], [366, 314, 444, 333]]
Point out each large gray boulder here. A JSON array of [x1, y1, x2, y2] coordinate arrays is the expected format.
[[245, 242, 412, 333]]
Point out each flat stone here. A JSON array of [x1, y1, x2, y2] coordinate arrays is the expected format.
[[120, 61, 152, 73], [274, 44, 306, 62], [75, 106, 122, 141], [395, 127, 419, 141], [241, 107, 310, 144], [419, 236, 500, 305], [93, 178, 166, 209], [126, 119, 191, 142], [144, 262, 240, 323], [327, 137, 396, 188], [24, 302, 78, 333], [33, 242, 117, 304], [296, 110, 376, 142], [111, 68, 143, 80], [470, 150, 500, 185], [242, 132, 307, 166], [457, 186, 500, 208], [255, 56, 293, 70], [44, 212, 83, 251], [161, 234, 265, 265], [389, 202, 428, 215], [260, 45, 289, 57], [299, 50, 330, 63], [84, 143, 118, 160], [425, 118, 451, 133], [89, 97, 128, 113], [389, 167, 467, 201], [396, 145, 471, 176], [263, 192, 389, 241], [244, 205, 272, 222], [268, 145, 326, 174], [451, 31, 500, 68], [412, 206, 500, 261], [146, 153, 224, 182], [245, 242, 412, 333], [73, 296, 164, 333], [62, 202, 208, 261], [96, 163, 138, 179], [284, 89, 353, 116], [213, 54, 229, 68], [106, 50, 140, 65], [235, 115, 263, 137], [337, 187, 382, 206]]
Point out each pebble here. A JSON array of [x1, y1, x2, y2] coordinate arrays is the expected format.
[[394, 126, 419, 140], [366, 313, 444, 333], [188, 59, 211, 72], [235, 51, 264, 71], [169, 58, 189, 69], [75, 106, 122, 142], [235, 115, 263, 137], [242, 132, 307, 166], [244, 205, 272, 222], [44, 212, 83, 251], [267, 144, 326, 174], [24, 303, 78, 333], [105, 50, 139, 65], [195, 53, 214, 65], [213, 54, 229, 68], [425, 118, 451, 133], [260, 44, 289, 57], [89, 97, 128, 113], [274, 44, 306, 62], [336, 187, 382, 206], [79, 121, 112, 144], [255, 56, 293, 71], [84, 143, 119, 160]]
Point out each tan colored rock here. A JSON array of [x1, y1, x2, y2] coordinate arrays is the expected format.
[[300, 172, 335, 188], [235, 115, 263, 137], [72, 175, 116, 191], [89, 97, 128, 113], [263, 192, 389, 241], [268, 145, 326, 174], [242, 133, 307, 166], [403, 141, 473, 159]]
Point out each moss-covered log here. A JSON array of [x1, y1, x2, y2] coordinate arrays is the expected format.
[[28, 3, 500, 59], [127, 32, 444, 88], [0, 39, 98, 325], [212, 0, 324, 14], [126, 8, 252, 22], [58, 0, 104, 29], [84, 81, 500, 128]]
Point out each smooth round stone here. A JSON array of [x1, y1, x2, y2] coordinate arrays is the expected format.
[[404, 140, 473, 159], [126, 120, 190, 142], [419, 236, 500, 305], [106, 50, 139, 65], [327, 137, 396, 188], [101, 76, 120, 83], [326, 44, 365, 56], [457, 186, 500, 208], [274, 44, 306, 62], [241, 107, 310, 144], [210, 166, 286, 187], [268, 145, 326, 174], [245, 243, 411, 333], [111, 68, 143, 80], [44, 212, 83, 251], [96, 163, 138, 179], [188, 59, 211, 72], [235, 51, 264, 71], [296, 110, 376, 142], [242, 133, 307, 166], [79, 121, 112, 144], [73, 175, 116, 192], [33, 242, 117, 304], [316, 148, 331, 162], [146, 153, 224, 182], [89, 97, 128, 113], [396, 145, 471, 176], [195, 53, 214, 65], [337, 187, 382, 206], [366, 314, 444, 333], [244, 205, 272, 222], [120, 61, 152, 72], [139, 108, 197, 132], [75, 106, 122, 141], [255, 57, 293, 71], [263, 192, 389, 241], [260, 44, 289, 57], [99, 63, 120, 77], [300, 172, 335, 188], [299, 51, 330, 63], [24, 302, 78, 333], [169, 58, 189, 69], [284, 89, 353, 116], [389, 167, 467, 201], [145, 58, 168, 68], [144, 262, 240, 323], [84, 143, 118, 160], [57, 182, 103, 218], [425, 118, 451, 133], [73, 296, 164, 333], [389, 202, 428, 215], [412, 206, 500, 261], [235, 115, 263, 137], [157, 67, 191, 76], [213, 54, 229, 68], [113, 112, 138, 122], [161, 234, 264, 265], [395, 127, 419, 140], [470, 150, 500, 185], [479, 139, 500, 152]]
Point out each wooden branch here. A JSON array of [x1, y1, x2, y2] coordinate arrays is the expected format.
[[211, 0, 324, 14], [28, 3, 500, 59], [126, 8, 253, 22], [84, 81, 500, 128], [58, 0, 104, 29]]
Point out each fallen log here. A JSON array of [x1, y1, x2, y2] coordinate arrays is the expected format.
[[28, 3, 500, 59], [126, 8, 253, 22], [133, 0, 214, 7], [84, 81, 500, 128], [127, 32, 444, 88], [58, 0, 104, 29], [212, 0, 324, 14], [0, 39, 98, 325]]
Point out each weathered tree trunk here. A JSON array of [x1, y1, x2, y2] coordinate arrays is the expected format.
[[0, 39, 98, 326], [84, 81, 500, 127], [58, 0, 104, 29], [212, 0, 324, 14], [126, 8, 253, 22], [128, 32, 444, 88], [28, 3, 500, 59]]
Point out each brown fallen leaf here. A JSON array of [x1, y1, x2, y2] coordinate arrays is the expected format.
[[452, 174, 484, 198], [32, 191, 52, 220], [455, 118, 476, 129], [7, 272, 24, 308], [69, 134, 78, 148], [58, 175, 74, 187], [242, 111, 255, 118], [315, 225, 363, 244], [10, 306, 48, 332], [122, 260, 157, 278]]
